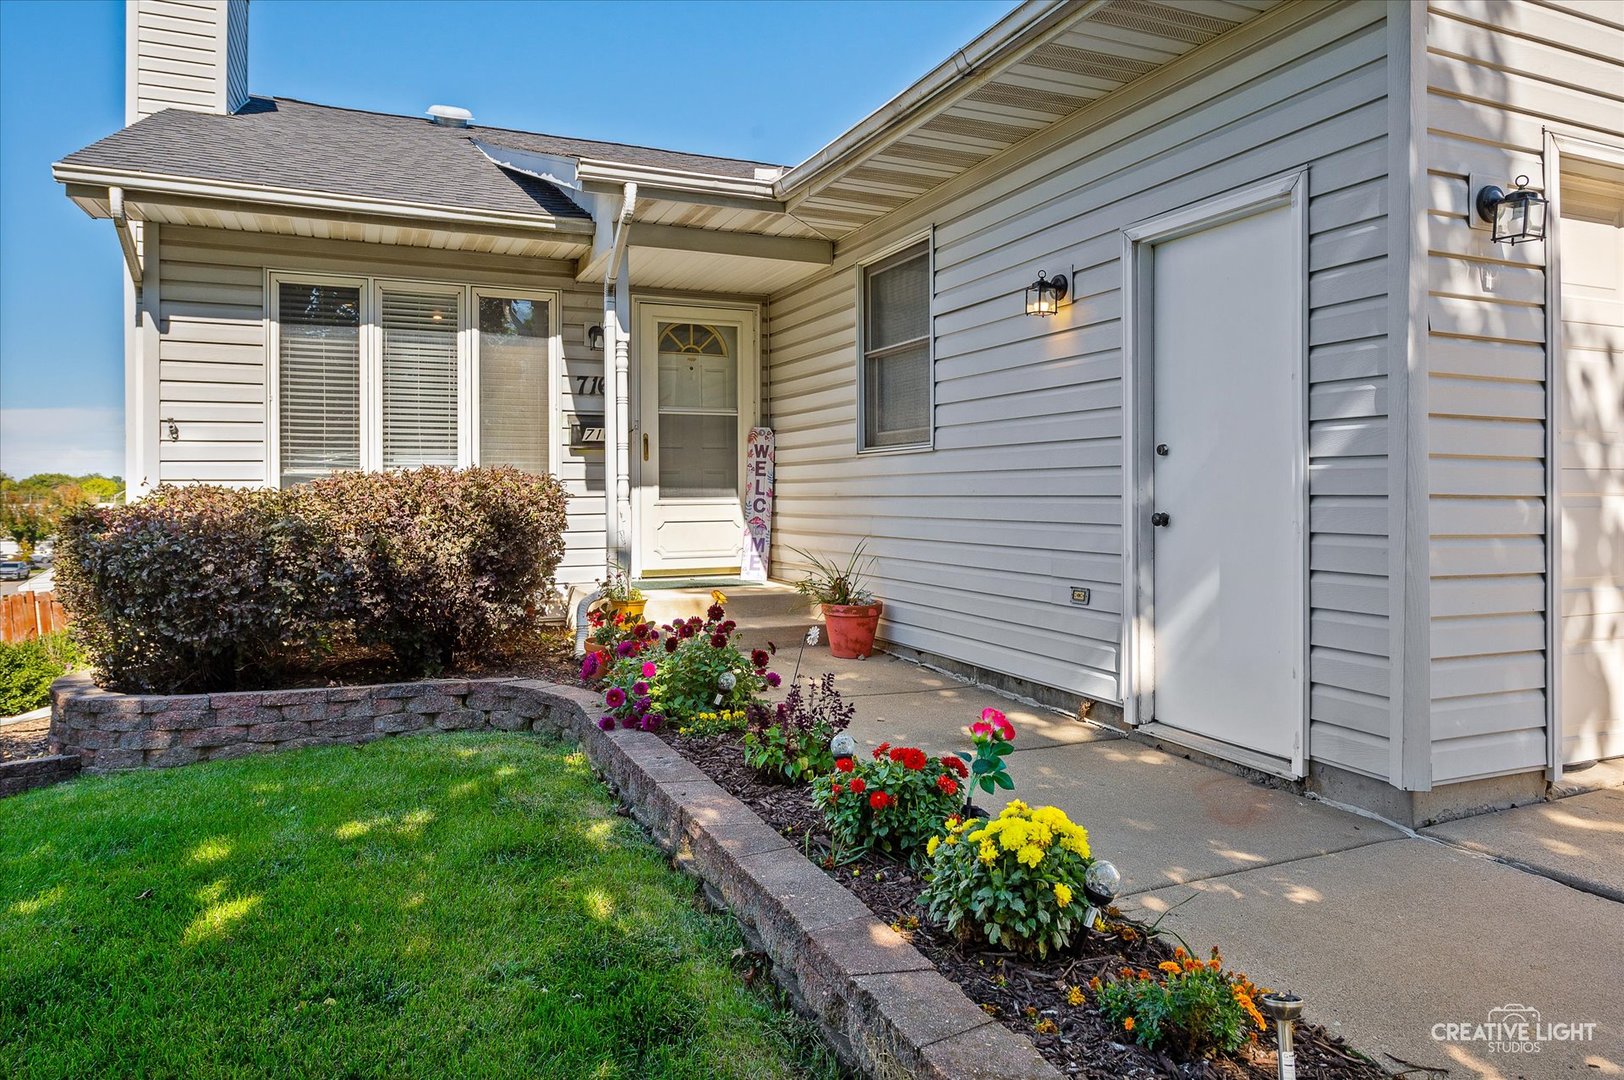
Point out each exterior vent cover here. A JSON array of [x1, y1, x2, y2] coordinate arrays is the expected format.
[[427, 104, 473, 128]]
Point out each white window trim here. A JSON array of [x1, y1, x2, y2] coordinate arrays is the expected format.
[[266, 270, 563, 487], [855, 229, 935, 454]]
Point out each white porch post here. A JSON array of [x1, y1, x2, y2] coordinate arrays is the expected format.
[[601, 183, 637, 577], [612, 245, 633, 573]]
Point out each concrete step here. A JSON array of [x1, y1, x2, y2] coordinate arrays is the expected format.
[[638, 582, 816, 625]]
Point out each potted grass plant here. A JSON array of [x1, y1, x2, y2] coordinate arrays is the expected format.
[[790, 541, 882, 659], [599, 568, 646, 620]]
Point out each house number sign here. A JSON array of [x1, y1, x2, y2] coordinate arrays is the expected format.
[[741, 427, 774, 583]]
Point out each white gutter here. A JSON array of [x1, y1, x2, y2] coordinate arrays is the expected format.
[[773, 0, 1086, 199], [603, 182, 637, 577], [52, 163, 596, 235], [109, 186, 142, 285], [578, 158, 780, 201]]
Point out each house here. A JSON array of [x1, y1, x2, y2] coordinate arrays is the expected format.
[[55, 0, 1622, 824]]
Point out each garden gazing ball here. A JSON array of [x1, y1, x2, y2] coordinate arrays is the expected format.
[[1083, 859, 1121, 906], [717, 671, 737, 692], [829, 732, 857, 759]]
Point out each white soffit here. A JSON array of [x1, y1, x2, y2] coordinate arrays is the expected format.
[[782, 0, 1281, 239]]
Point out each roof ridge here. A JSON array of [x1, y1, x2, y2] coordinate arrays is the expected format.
[[259, 95, 787, 171]]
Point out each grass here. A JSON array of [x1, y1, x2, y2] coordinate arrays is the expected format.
[[0, 733, 841, 1079]]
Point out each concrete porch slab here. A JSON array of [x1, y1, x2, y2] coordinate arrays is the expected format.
[[1423, 787, 1624, 904], [851, 688, 1114, 753], [1127, 838, 1624, 1077], [960, 738, 1401, 895]]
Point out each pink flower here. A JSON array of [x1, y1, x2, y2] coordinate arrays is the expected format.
[[765, 671, 781, 687], [642, 661, 658, 678]]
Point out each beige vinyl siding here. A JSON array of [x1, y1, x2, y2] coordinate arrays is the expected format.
[[128, 1, 242, 123], [765, 1, 1396, 776], [153, 225, 606, 586], [1422, 0, 1624, 783]]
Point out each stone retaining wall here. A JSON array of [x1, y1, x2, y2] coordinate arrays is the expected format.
[[0, 754, 80, 797], [49, 674, 567, 772], [47, 672, 1059, 1079]]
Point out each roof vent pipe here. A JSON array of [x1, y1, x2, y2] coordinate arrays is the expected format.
[[427, 104, 473, 128]]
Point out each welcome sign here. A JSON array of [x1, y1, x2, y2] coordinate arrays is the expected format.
[[742, 427, 774, 582]]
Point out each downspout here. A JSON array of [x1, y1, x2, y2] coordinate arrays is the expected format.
[[578, 182, 637, 655], [110, 187, 142, 286]]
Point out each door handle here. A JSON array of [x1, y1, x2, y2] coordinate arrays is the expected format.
[[1151, 512, 1171, 527], [643, 433, 650, 462]]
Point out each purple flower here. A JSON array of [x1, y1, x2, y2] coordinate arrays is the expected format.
[[597, 716, 615, 731], [580, 653, 601, 680], [633, 680, 649, 696], [634, 695, 652, 715], [664, 637, 679, 654], [766, 671, 782, 688], [604, 686, 627, 709], [646, 712, 665, 731], [615, 640, 636, 658]]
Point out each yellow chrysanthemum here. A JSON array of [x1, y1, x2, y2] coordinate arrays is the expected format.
[[1016, 844, 1044, 868], [1053, 882, 1072, 907], [1066, 984, 1086, 1006], [978, 841, 999, 864], [926, 836, 941, 858]]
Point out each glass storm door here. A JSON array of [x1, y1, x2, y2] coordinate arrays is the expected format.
[[636, 307, 756, 576]]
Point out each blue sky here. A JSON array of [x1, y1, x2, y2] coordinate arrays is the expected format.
[[0, 0, 1009, 479]]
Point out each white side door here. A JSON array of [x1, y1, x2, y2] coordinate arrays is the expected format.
[[1147, 201, 1303, 768], [1557, 166, 1624, 765], [635, 304, 758, 577]]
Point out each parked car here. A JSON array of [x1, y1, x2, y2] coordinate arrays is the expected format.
[[29, 554, 52, 569], [0, 561, 31, 581]]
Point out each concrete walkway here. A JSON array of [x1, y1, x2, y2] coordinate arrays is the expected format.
[[738, 625, 1624, 1077]]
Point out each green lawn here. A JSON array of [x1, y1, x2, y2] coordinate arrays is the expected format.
[[0, 733, 839, 1079]]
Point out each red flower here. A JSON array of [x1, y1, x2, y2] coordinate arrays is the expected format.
[[869, 791, 892, 810], [889, 746, 927, 770], [751, 648, 770, 669], [849, 777, 866, 795], [935, 774, 959, 796], [942, 755, 969, 778], [831, 781, 844, 796], [834, 757, 854, 773], [710, 633, 728, 648], [872, 741, 891, 761]]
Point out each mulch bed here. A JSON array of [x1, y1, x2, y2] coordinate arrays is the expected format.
[[660, 727, 1387, 1080], [0, 716, 51, 763]]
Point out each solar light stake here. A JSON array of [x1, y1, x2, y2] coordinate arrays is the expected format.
[[1260, 992, 1303, 1080], [714, 670, 737, 706], [1081, 859, 1120, 932], [830, 732, 856, 760]]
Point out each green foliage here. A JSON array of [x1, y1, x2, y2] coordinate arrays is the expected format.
[[741, 672, 855, 783], [0, 473, 123, 550], [811, 743, 964, 863], [597, 568, 644, 603], [919, 801, 1094, 958], [788, 541, 875, 606], [54, 467, 569, 693], [0, 733, 838, 1080], [1095, 949, 1269, 1059], [0, 632, 81, 716]]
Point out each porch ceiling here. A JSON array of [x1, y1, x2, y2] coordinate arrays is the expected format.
[[778, 0, 1282, 241]]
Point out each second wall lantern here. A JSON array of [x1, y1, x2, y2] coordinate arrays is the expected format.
[[1024, 271, 1068, 316]]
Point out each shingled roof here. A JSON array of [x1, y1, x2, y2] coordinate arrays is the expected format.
[[58, 97, 786, 221]]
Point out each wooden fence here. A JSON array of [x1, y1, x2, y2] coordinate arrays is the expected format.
[[1, 591, 69, 643]]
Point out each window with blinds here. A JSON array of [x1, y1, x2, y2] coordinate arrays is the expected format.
[[477, 296, 550, 474], [381, 288, 460, 469], [861, 241, 932, 450], [278, 282, 361, 486]]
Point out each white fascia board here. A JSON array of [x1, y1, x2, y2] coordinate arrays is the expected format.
[[51, 162, 597, 235], [774, 0, 1089, 199], [472, 140, 586, 201], [576, 159, 780, 202]]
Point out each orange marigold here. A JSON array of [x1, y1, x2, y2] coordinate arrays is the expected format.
[[1157, 961, 1182, 975], [1123, 1017, 1136, 1032]]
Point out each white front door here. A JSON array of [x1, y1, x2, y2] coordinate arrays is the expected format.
[[1146, 201, 1303, 768], [635, 304, 758, 576], [1556, 164, 1624, 765]]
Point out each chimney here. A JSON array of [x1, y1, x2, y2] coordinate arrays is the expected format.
[[126, 0, 251, 126]]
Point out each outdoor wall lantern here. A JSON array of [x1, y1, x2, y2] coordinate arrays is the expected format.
[[1476, 175, 1547, 245], [1024, 271, 1068, 316], [587, 324, 605, 351]]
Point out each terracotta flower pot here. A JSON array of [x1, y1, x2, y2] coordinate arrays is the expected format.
[[822, 601, 883, 659], [583, 641, 612, 679], [608, 598, 646, 621]]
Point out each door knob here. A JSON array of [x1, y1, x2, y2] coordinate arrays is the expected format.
[[1156, 443, 1169, 456], [1151, 512, 1171, 527]]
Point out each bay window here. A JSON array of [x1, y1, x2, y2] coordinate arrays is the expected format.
[[272, 274, 555, 486]]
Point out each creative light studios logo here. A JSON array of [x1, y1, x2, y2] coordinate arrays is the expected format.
[[1433, 1004, 1597, 1054]]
